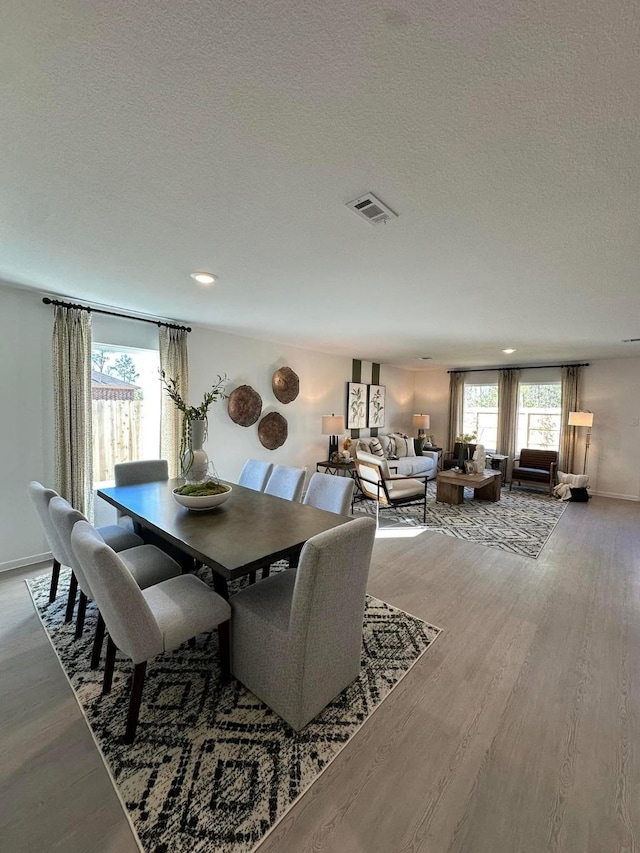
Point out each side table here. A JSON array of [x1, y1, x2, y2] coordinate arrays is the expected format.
[[486, 454, 509, 483]]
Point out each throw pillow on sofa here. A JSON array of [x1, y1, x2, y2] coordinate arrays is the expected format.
[[379, 435, 396, 459], [369, 436, 385, 457], [391, 433, 416, 458]]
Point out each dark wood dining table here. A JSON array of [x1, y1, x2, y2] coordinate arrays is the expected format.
[[97, 478, 353, 598]]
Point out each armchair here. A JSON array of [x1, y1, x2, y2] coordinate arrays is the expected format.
[[510, 448, 558, 496], [354, 452, 428, 524]]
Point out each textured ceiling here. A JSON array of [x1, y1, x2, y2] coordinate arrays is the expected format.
[[1, 0, 639, 368]]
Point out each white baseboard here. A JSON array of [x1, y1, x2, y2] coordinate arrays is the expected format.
[[590, 491, 640, 502], [0, 552, 52, 574]]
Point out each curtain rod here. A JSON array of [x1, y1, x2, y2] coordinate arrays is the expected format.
[[448, 362, 589, 374], [42, 297, 192, 332]]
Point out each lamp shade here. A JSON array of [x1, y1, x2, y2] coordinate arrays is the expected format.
[[568, 411, 593, 427], [322, 414, 345, 435], [412, 414, 431, 431]]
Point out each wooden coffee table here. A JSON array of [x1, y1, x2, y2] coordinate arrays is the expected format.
[[436, 469, 502, 505]]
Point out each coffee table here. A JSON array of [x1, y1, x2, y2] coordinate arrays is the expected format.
[[436, 469, 502, 505]]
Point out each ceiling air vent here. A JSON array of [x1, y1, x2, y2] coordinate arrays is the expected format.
[[346, 193, 398, 225]]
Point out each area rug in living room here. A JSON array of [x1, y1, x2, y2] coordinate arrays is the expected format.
[[27, 568, 441, 853], [352, 482, 567, 558]]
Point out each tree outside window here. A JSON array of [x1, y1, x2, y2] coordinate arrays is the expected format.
[[463, 384, 498, 450], [516, 383, 561, 452], [91, 346, 160, 484]]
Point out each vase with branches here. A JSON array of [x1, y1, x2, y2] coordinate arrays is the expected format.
[[161, 372, 229, 480]]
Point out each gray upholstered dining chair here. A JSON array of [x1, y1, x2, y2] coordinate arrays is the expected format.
[[237, 459, 274, 492], [303, 472, 355, 515], [230, 516, 376, 731], [50, 496, 182, 668], [71, 520, 232, 744], [113, 459, 169, 528], [264, 465, 305, 502], [27, 481, 143, 616]]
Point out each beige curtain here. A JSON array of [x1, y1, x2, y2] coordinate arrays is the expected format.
[[53, 306, 93, 517], [447, 372, 465, 451], [560, 365, 581, 473], [496, 368, 520, 474], [159, 326, 189, 478]]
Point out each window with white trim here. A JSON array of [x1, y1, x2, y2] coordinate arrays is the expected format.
[[516, 382, 561, 453]]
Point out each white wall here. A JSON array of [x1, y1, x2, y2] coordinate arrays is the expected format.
[[582, 358, 640, 500], [0, 285, 55, 568], [414, 369, 451, 449], [187, 331, 416, 481]]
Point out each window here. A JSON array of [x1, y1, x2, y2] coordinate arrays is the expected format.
[[463, 384, 498, 451], [91, 345, 161, 485], [516, 383, 561, 452]]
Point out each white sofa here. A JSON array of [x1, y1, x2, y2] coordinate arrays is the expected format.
[[348, 434, 438, 480]]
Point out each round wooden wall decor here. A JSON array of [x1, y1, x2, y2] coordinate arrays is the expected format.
[[228, 385, 262, 427], [258, 411, 288, 450], [272, 366, 299, 404]]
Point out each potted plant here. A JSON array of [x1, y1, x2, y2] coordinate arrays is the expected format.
[[454, 431, 478, 470], [161, 372, 229, 481]]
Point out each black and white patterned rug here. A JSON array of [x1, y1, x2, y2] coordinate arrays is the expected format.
[[352, 482, 566, 558], [27, 567, 441, 853]]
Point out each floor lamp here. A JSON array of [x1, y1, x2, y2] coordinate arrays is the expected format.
[[568, 411, 593, 474], [322, 414, 345, 462]]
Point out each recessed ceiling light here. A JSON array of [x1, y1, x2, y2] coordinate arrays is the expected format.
[[190, 271, 218, 285], [502, 348, 517, 354]]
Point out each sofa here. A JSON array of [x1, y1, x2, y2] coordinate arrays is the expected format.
[[347, 433, 438, 480]]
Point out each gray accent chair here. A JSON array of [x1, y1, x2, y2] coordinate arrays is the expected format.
[[230, 516, 376, 731], [27, 481, 143, 616], [50, 496, 182, 668], [113, 459, 169, 527], [354, 454, 428, 524], [237, 459, 274, 492], [71, 520, 231, 744], [303, 472, 355, 515], [264, 465, 305, 502]]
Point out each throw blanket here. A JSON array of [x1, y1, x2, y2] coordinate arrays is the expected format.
[[553, 471, 589, 501]]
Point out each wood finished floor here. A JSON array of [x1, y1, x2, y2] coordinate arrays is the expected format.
[[1, 495, 638, 852]]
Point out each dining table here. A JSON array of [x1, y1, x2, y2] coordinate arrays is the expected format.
[[97, 478, 353, 598]]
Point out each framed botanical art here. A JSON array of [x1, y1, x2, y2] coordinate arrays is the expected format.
[[368, 384, 386, 428], [347, 382, 367, 429]]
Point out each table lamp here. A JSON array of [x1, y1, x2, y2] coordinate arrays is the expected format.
[[322, 414, 345, 461], [412, 414, 430, 439], [568, 411, 594, 474]]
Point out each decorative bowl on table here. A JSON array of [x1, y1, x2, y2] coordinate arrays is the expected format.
[[172, 481, 232, 512]]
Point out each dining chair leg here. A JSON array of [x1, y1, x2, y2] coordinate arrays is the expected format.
[[124, 661, 147, 744], [49, 559, 61, 603], [75, 591, 87, 640], [103, 636, 117, 695], [91, 613, 105, 670], [248, 571, 256, 584], [64, 572, 78, 623], [218, 620, 231, 684]]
